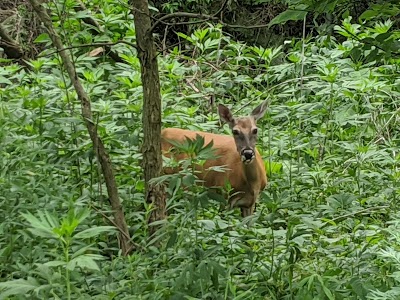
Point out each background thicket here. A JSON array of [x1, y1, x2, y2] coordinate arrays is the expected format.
[[1, 0, 400, 299]]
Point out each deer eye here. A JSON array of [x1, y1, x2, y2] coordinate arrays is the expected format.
[[232, 129, 240, 135], [252, 128, 258, 135]]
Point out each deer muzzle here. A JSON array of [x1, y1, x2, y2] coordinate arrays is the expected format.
[[241, 149, 255, 164]]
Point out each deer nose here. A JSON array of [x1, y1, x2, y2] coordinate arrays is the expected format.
[[241, 149, 255, 161]]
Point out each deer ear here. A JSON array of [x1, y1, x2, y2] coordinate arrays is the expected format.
[[251, 100, 268, 121], [218, 104, 235, 127]]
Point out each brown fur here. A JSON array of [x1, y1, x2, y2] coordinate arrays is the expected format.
[[161, 128, 267, 217]]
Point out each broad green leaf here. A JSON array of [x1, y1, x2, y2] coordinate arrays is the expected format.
[[0, 278, 39, 299], [34, 33, 50, 43], [359, 9, 380, 21], [21, 212, 56, 238], [43, 260, 66, 267], [73, 226, 116, 239], [74, 11, 92, 19], [67, 254, 103, 272], [198, 219, 216, 230], [269, 10, 307, 26], [0, 76, 12, 85], [317, 275, 334, 300]]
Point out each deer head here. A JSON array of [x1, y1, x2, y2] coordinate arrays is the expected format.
[[218, 101, 268, 164]]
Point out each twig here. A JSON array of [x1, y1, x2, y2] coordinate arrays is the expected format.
[[185, 78, 200, 93], [150, 11, 272, 33], [202, 61, 220, 72], [0, 24, 24, 59], [91, 204, 142, 251], [162, 24, 168, 55], [213, 0, 229, 17], [37, 40, 137, 58], [150, 12, 218, 33], [299, 14, 306, 90]]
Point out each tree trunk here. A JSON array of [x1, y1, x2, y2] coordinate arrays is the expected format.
[[131, 0, 166, 234]]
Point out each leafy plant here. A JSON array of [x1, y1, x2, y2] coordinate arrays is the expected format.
[[1, 0, 400, 299], [0, 207, 116, 299]]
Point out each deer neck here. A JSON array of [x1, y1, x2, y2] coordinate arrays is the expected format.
[[242, 159, 260, 186]]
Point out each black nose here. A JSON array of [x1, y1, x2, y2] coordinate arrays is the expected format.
[[242, 149, 254, 160]]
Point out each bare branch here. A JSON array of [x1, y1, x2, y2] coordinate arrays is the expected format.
[[0, 24, 24, 59], [213, 0, 229, 17], [150, 12, 218, 33], [91, 204, 143, 252], [149, 11, 271, 34], [38, 40, 136, 58]]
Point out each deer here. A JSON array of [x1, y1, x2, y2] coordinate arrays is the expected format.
[[161, 101, 268, 217]]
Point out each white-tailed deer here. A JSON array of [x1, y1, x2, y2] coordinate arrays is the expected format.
[[161, 101, 268, 217]]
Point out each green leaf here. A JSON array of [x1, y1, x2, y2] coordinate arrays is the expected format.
[[265, 161, 282, 174], [269, 10, 308, 26], [182, 174, 196, 186], [209, 260, 226, 276], [21, 212, 56, 239], [71, 244, 97, 259], [211, 269, 219, 289], [0, 278, 39, 299], [359, 9, 379, 21], [67, 254, 103, 271], [74, 10, 92, 19], [207, 190, 226, 203], [34, 33, 51, 43], [316, 275, 334, 300], [0, 76, 12, 85], [73, 226, 116, 239], [43, 260, 66, 267], [166, 230, 178, 248], [198, 219, 216, 230]]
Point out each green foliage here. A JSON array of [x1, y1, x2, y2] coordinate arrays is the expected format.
[[335, 17, 400, 64], [366, 218, 400, 300], [0, 208, 114, 299], [268, 0, 400, 31], [1, 0, 400, 299], [269, 9, 308, 26]]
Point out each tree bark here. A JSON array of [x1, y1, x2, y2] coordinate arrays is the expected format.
[[131, 0, 166, 234], [28, 0, 133, 255]]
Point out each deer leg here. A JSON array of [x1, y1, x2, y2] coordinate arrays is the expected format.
[[229, 191, 258, 217], [238, 192, 258, 217], [240, 203, 256, 217]]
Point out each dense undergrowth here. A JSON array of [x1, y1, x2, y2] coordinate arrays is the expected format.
[[1, 0, 400, 299]]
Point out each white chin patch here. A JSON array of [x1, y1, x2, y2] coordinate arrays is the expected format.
[[241, 156, 254, 164]]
